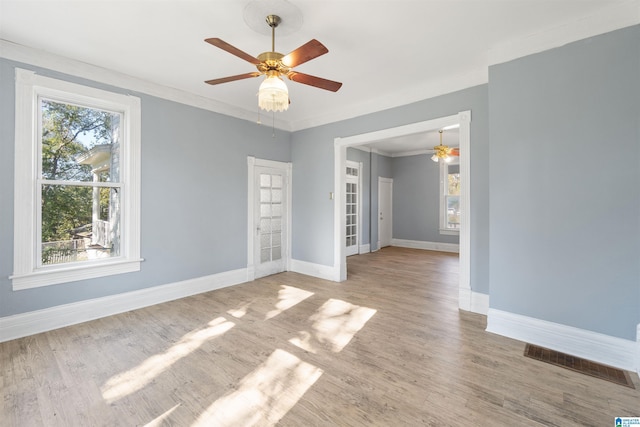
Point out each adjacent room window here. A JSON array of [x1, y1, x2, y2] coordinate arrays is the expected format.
[[440, 161, 460, 234], [12, 69, 141, 290]]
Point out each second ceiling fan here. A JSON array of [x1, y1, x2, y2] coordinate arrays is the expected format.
[[205, 14, 342, 112]]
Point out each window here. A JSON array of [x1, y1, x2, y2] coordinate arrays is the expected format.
[[12, 69, 141, 290], [440, 161, 460, 234]]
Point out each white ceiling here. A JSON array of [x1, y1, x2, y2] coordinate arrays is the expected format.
[[1, 0, 637, 153]]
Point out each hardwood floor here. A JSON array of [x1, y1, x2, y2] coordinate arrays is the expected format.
[[2, 247, 638, 426]]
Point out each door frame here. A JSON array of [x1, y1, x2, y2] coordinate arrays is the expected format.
[[333, 111, 472, 312], [377, 177, 393, 249], [247, 156, 292, 281]]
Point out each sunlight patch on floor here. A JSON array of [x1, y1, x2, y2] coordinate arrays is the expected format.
[[290, 299, 376, 353], [101, 317, 235, 403], [144, 403, 181, 426], [264, 285, 314, 320], [192, 349, 323, 427], [227, 303, 251, 318]]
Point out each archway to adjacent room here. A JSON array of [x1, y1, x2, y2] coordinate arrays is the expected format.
[[333, 111, 472, 311]]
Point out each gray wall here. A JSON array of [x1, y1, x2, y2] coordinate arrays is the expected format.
[[291, 84, 490, 294], [488, 25, 640, 340], [391, 154, 459, 244], [0, 59, 291, 317]]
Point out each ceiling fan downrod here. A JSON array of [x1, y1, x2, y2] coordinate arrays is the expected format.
[[266, 14, 281, 52]]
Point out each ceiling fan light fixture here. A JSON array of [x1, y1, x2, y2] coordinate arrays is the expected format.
[[258, 72, 289, 112], [431, 130, 451, 162]]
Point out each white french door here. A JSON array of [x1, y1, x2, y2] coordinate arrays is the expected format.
[[248, 158, 290, 280], [345, 161, 361, 256]]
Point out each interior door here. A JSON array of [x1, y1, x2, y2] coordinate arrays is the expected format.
[[254, 165, 287, 279], [345, 161, 360, 256], [378, 177, 393, 248]]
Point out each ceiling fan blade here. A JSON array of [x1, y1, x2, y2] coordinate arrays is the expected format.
[[449, 147, 460, 156], [286, 71, 342, 92], [205, 72, 261, 86], [205, 38, 261, 65], [281, 39, 328, 68]]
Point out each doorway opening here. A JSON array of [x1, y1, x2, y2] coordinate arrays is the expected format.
[[333, 111, 472, 311]]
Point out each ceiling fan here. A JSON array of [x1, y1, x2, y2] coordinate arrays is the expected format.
[[430, 130, 460, 162], [204, 14, 342, 112]]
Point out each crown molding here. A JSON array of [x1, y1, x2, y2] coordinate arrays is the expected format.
[[290, 67, 488, 132], [488, 0, 640, 66], [0, 39, 292, 132]]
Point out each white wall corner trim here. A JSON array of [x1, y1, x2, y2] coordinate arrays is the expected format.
[[486, 309, 638, 372], [0, 268, 248, 343], [290, 259, 337, 282], [637, 323, 640, 375], [359, 243, 371, 254], [391, 238, 459, 253], [458, 288, 489, 315]]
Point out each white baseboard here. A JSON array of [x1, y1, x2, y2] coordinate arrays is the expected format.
[[637, 324, 640, 376], [391, 238, 459, 253], [290, 259, 336, 282], [486, 308, 637, 372], [359, 243, 371, 254], [0, 268, 248, 343], [458, 287, 489, 315]]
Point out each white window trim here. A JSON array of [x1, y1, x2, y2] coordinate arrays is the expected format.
[[439, 159, 460, 235], [11, 69, 142, 290]]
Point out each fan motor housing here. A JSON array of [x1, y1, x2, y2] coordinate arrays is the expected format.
[[257, 51, 289, 74]]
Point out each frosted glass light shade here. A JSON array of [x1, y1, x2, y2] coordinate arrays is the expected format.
[[258, 75, 289, 112]]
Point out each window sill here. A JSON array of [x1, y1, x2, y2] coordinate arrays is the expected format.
[[11, 258, 143, 290], [439, 229, 460, 236]]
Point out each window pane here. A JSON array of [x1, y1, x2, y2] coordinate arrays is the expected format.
[[260, 174, 271, 187], [261, 248, 271, 263], [41, 99, 121, 182], [272, 189, 282, 203], [448, 172, 460, 196], [260, 234, 271, 250], [272, 245, 281, 261], [260, 189, 271, 203], [446, 196, 460, 229], [271, 174, 282, 188], [41, 184, 121, 265]]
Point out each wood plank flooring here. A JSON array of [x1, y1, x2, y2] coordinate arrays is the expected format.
[[1, 247, 638, 426]]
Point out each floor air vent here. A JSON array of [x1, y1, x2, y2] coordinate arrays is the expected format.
[[524, 344, 635, 389]]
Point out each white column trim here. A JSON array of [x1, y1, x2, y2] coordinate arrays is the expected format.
[[246, 156, 256, 281]]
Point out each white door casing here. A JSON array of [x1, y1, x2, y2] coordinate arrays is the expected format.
[[333, 111, 472, 313], [247, 157, 291, 280], [378, 177, 393, 248]]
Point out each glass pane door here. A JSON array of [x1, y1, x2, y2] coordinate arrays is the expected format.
[[259, 172, 283, 264], [345, 162, 359, 256]]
